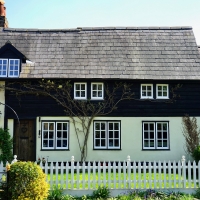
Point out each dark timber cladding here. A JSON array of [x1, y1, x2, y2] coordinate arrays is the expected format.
[[4, 80, 200, 118]]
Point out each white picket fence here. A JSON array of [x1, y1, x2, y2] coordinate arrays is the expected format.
[[37, 155, 200, 190]]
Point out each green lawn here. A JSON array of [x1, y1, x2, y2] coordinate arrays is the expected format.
[[46, 171, 194, 189]]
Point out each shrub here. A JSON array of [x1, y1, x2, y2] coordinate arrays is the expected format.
[[48, 186, 64, 200], [0, 128, 13, 164], [92, 186, 110, 199], [7, 161, 49, 200], [192, 145, 200, 163]]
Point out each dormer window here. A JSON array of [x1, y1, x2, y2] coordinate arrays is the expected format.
[[0, 59, 20, 77]]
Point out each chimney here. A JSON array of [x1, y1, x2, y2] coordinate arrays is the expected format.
[[0, 0, 8, 28]]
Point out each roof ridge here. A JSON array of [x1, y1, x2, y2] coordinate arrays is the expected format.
[[2, 26, 192, 33]]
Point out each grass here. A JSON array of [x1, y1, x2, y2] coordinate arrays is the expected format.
[[46, 171, 194, 190]]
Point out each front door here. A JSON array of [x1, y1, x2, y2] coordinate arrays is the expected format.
[[14, 119, 35, 161]]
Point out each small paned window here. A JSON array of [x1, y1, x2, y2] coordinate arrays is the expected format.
[[9, 59, 20, 77], [42, 121, 69, 150], [0, 59, 20, 77], [94, 121, 120, 149], [91, 83, 104, 100], [141, 84, 153, 99], [74, 83, 87, 99], [143, 121, 169, 150], [156, 84, 169, 99], [0, 59, 7, 77]]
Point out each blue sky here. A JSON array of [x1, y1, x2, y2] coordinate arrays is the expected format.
[[5, 0, 200, 44]]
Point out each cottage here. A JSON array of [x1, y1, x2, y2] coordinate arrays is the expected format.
[[0, 1, 200, 162]]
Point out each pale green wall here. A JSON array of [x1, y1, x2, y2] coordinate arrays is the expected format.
[[34, 116, 191, 162], [7, 116, 195, 162]]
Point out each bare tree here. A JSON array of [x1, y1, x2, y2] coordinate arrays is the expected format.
[[3, 80, 181, 162], [182, 115, 200, 156]]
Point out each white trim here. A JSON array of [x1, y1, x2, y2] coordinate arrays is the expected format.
[[141, 84, 153, 99], [74, 82, 87, 100], [156, 84, 169, 99], [42, 122, 55, 150], [143, 121, 169, 150], [94, 121, 121, 150], [0, 59, 8, 77], [8, 59, 20, 77], [55, 122, 69, 149], [91, 82, 104, 100], [42, 121, 69, 150]]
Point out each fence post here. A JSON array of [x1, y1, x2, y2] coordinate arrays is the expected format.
[[11, 155, 17, 164], [71, 156, 74, 189], [181, 155, 186, 188], [127, 155, 131, 189]]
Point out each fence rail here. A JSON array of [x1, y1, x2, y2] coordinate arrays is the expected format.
[[37, 156, 200, 190]]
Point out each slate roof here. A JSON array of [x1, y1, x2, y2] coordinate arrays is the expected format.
[[0, 26, 199, 80]]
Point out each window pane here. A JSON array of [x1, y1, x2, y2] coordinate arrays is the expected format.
[[81, 91, 85, 97], [144, 132, 148, 139], [98, 91, 102, 97], [95, 123, 100, 130], [76, 91, 80, 97], [49, 132, 54, 139], [163, 140, 168, 147], [109, 123, 113, 130], [81, 84, 85, 90], [114, 123, 119, 130], [142, 86, 146, 90], [93, 91, 97, 97], [49, 140, 53, 147], [63, 140, 67, 147], [57, 123, 61, 130], [147, 86, 151, 90], [109, 140, 113, 146], [57, 131, 61, 138], [101, 131, 105, 138], [144, 123, 148, 130], [43, 140, 48, 147], [57, 140, 61, 147], [158, 86, 162, 90], [95, 139, 100, 146], [101, 139, 105, 146], [150, 140, 154, 147], [63, 131, 67, 138], [76, 84, 80, 90], [109, 131, 113, 138], [101, 123, 105, 130], [114, 131, 119, 138], [150, 124, 154, 130], [95, 131, 100, 138], [114, 139, 119, 147], [163, 86, 167, 90], [93, 84, 97, 90], [98, 85, 102, 90], [150, 132, 154, 139], [144, 140, 149, 147], [157, 140, 162, 147]]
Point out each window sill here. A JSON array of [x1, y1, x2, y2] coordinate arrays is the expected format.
[[93, 148, 121, 151], [41, 149, 70, 151], [142, 149, 170, 151]]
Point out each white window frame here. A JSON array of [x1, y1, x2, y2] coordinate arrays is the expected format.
[[156, 84, 169, 99], [143, 121, 169, 150], [0, 59, 20, 78], [42, 121, 69, 150], [94, 121, 121, 150], [91, 82, 104, 100], [0, 59, 8, 77], [74, 82, 87, 100], [141, 84, 153, 99], [8, 59, 20, 77]]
